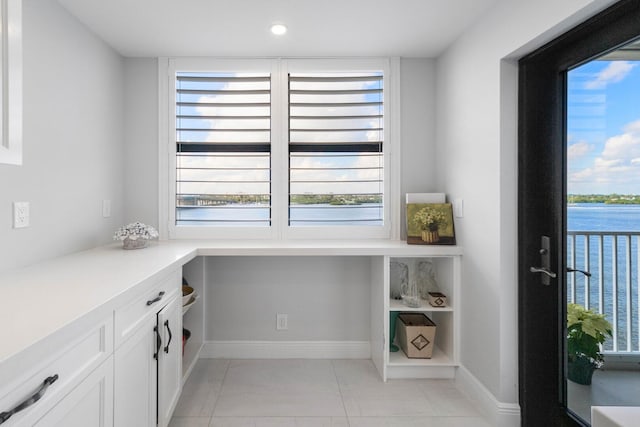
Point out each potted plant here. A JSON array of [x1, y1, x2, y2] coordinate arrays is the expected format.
[[566, 303, 612, 385], [411, 206, 447, 243], [113, 222, 159, 249]]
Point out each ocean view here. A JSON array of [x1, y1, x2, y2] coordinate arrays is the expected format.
[[176, 203, 384, 226], [568, 203, 640, 351]]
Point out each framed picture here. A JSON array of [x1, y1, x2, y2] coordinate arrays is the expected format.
[[406, 203, 456, 245]]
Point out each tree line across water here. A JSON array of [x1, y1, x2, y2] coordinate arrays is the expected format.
[[568, 194, 640, 204]]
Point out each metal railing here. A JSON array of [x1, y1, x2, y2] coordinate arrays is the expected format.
[[567, 231, 640, 353]]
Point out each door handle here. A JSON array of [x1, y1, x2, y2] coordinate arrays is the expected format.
[[567, 267, 591, 277], [531, 236, 555, 285], [530, 266, 557, 278], [153, 325, 162, 360], [164, 320, 172, 354]]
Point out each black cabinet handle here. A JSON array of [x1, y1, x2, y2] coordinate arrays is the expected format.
[[0, 375, 59, 425], [164, 320, 173, 354], [153, 326, 162, 360], [146, 291, 165, 306]]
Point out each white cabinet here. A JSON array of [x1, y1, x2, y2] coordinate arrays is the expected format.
[[157, 294, 181, 427], [0, 317, 112, 427], [113, 269, 181, 427], [33, 357, 113, 427], [114, 314, 157, 427], [371, 250, 462, 380]]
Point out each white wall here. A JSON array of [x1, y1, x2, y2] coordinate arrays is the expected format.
[[123, 58, 158, 226], [0, 0, 125, 273], [436, 0, 617, 407], [400, 58, 437, 238], [205, 256, 371, 342]]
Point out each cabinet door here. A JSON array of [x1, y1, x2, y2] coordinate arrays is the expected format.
[[33, 357, 113, 427], [114, 314, 157, 427], [157, 295, 182, 427]]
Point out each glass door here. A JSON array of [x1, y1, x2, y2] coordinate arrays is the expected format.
[[566, 38, 640, 425]]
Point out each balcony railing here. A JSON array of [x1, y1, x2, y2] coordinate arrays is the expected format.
[[567, 231, 640, 354]]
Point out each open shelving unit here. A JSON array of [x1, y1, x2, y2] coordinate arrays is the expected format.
[[181, 256, 205, 382], [371, 248, 462, 380]]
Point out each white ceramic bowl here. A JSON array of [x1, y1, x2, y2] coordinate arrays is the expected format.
[[182, 285, 194, 305]]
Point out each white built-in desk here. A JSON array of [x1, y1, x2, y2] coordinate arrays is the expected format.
[[0, 239, 462, 424]]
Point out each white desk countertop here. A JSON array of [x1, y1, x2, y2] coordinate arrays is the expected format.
[[592, 406, 640, 427], [0, 239, 462, 366]]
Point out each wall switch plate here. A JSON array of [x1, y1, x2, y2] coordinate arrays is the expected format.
[[13, 201, 29, 228], [276, 313, 288, 330], [454, 198, 464, 218], [102, 200, 111, 218]]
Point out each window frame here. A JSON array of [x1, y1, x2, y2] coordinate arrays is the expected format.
[[159, 57, 400, 240]]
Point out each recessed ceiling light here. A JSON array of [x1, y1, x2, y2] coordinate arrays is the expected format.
[[270, 24, 287, 36]]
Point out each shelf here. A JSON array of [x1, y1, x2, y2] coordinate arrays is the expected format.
[[388, 298, 452, 312], [388, 346, 457, 367], [182, 292, 199, 315], [181, 338, 202, 379]]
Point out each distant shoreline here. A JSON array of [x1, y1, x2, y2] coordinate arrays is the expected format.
[[568, 195, 640, 205]]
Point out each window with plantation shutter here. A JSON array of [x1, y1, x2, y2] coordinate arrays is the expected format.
[[288, 73, 384, 226], [163, 58, 396, 240], [175, 72, 271, 226]]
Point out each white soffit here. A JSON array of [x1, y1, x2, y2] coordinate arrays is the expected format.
[[56, 0, 498, 58]]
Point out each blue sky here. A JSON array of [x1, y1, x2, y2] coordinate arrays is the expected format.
[[567, 60, 640, 194]]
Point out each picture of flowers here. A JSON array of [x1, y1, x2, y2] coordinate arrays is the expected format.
[[406, 203, 456, 245]]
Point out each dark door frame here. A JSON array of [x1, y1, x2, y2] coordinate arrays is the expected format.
[[518, 1, 640, 425]]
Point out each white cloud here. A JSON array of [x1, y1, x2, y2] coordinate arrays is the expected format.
[[601, 120, 640, 159], [567, 141, 594, 159], [569, 118, 640, 192], [585, 61, 636, 89]]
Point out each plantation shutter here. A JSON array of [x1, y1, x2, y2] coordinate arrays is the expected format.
[[288, 73, 384, 226], [175, 72, 271, 226]]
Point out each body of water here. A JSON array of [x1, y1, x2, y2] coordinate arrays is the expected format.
[[568, 203, 640, 352], [176, 203, 383, 226]]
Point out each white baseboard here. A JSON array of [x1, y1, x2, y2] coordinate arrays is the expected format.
[[200, 340, 371, 359], [456, 365, 521, 427]]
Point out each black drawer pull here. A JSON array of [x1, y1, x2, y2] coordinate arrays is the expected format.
[[0, 375, 59, 424], [164, 320, 173, 354], [146, 291, 165, 306]]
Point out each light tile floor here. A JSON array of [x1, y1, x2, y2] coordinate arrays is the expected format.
[[170, 359, 492, 427]]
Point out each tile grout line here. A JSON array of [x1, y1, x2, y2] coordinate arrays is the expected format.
[[330, 359, 351, 426], [209, 359, 232, 422]]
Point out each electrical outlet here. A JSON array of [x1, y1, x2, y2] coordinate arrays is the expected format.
[[13, 202, 29, 228], [276, 313, 288, 330]]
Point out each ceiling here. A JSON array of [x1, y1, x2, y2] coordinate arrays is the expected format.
[[56, 0, 499, 58]]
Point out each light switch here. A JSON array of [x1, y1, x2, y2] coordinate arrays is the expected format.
[[102, 200, 111, 218], [454, 198, 464, 218]]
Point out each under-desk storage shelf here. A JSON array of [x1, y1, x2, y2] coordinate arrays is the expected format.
[[370, 250, 461, 381]]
